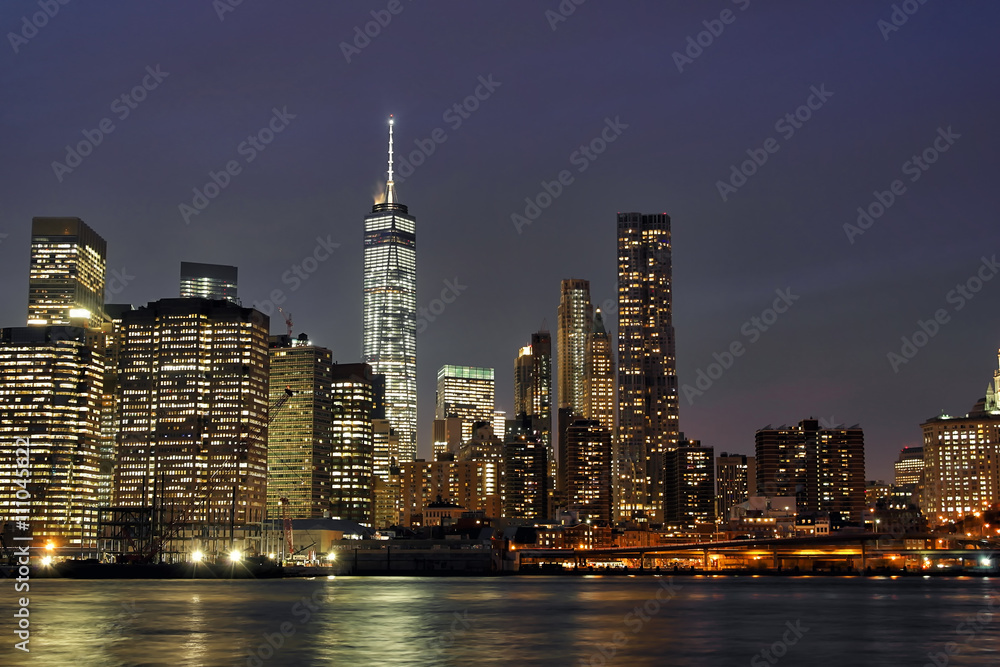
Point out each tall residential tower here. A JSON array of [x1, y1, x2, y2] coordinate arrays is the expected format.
[[363, 116, 417, 462], [617, 212, 678, 522]]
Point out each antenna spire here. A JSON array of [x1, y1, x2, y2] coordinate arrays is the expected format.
[[385, 115, 396, 204]]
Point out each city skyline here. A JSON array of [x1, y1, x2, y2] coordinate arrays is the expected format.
[[2, 3, 999, 483]]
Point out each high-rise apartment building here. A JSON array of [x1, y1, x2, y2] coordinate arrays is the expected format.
[[179, 262, 238, 301], [921, 351, 1000, 524], [716, 453, 756, 521], [893, 446, 925, 486], [583, 309, 615, 433], [564, 418, 613, 523], [113, 298, 269, 559], [372, 419, 401, 526], [558, 279, 592, 496], [755, 419, 866, 523], [503, 415, 550, 521], [267, 335, 333, 520], [363, 117, 417, 463], [664, 438, 715, 528], [435, 365, 495, 443], [399, 459, 489, 525], [617, 212, 678, 522], [27, 217, 107, 328], [514, 331, 553, 498], [330, 363, 375, 525], [0, 326, 105, 549]]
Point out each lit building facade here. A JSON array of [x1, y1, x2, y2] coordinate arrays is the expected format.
[[617, 212, 678, 522], [363, 117, 417, 463], [267, 336, 334, 521], [399, 459, 489, 525], [664, 438, 715, 528], [503, 416, 550, 520], [28, 217, 107, 328], [372, 419, 401, 526], [330, 363, 375, 525], [565, 418, 613, 524], [583, 309, 615, 433], [894, 446, 925, 486], [716, 452, 756, 521], [457, 422, 504, 504], [755, 419, 866, 523], [435, 365, 495, 443], [0, 326, 105, 549], [179, 262, 238, 301], [113, 298, 269, 558]]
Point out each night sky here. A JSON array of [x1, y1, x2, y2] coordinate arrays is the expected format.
[[3, 1, 999, 480]]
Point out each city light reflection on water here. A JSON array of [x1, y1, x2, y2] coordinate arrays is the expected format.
[[3, 576, 998, 666]]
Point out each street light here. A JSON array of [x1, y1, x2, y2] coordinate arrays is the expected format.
[[192, 550, 204, 563], [229, 550, 242, 563]]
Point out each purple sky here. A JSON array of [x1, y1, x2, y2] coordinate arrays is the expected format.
[[2, 0, 999, 480]]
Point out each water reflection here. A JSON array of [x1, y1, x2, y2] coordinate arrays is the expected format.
[[3, 576, 998, 666]]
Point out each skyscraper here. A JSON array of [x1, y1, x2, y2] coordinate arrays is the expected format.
[[330, 363, 376, 526], [0, 326, 105, 550], [755, 419, 866, 523], [716, 452, 756, 521], [617, 212, 678, 523], [504, 414, 550, 521], [435, 365, 495, 443], [558, 279, 592, 496], [180, 261, 238, 301], [583, 309, 615, 433], [114, 298, 269, 559], [27, 217, 107, 328], [363, 116, 417, 463], [267, 335, 334, 520]]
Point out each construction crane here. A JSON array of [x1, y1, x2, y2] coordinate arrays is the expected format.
[[141, 386, 294, 563], [276, 306, 293, 337], [278, 497, 294, 561]]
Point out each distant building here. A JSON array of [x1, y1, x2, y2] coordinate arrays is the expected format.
[[372, 420, 401, 527], [565, 419, 613, 524], [28, 217, 107, 328], [399, 459, 490, 526], [503, 416, 550, 521], [716, 453, 756, 521], [583, 309, 615, 434], [435, 365, 495, 443], [329, 363, 376, 526], [921, 351, 1000, 524], [557, 279, 592, 496], [513, 331, 553, 507], [664, 437, 715, 528], [114, 298, 269, 558], [457, 422, 505, 506], [617, 212, 678, 523], [893, 446, 925, 486], [0, 326, 105, 550], [755, 419, 866, 523], [179, 261, 238, 301], [432, 417, 463, 458]]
